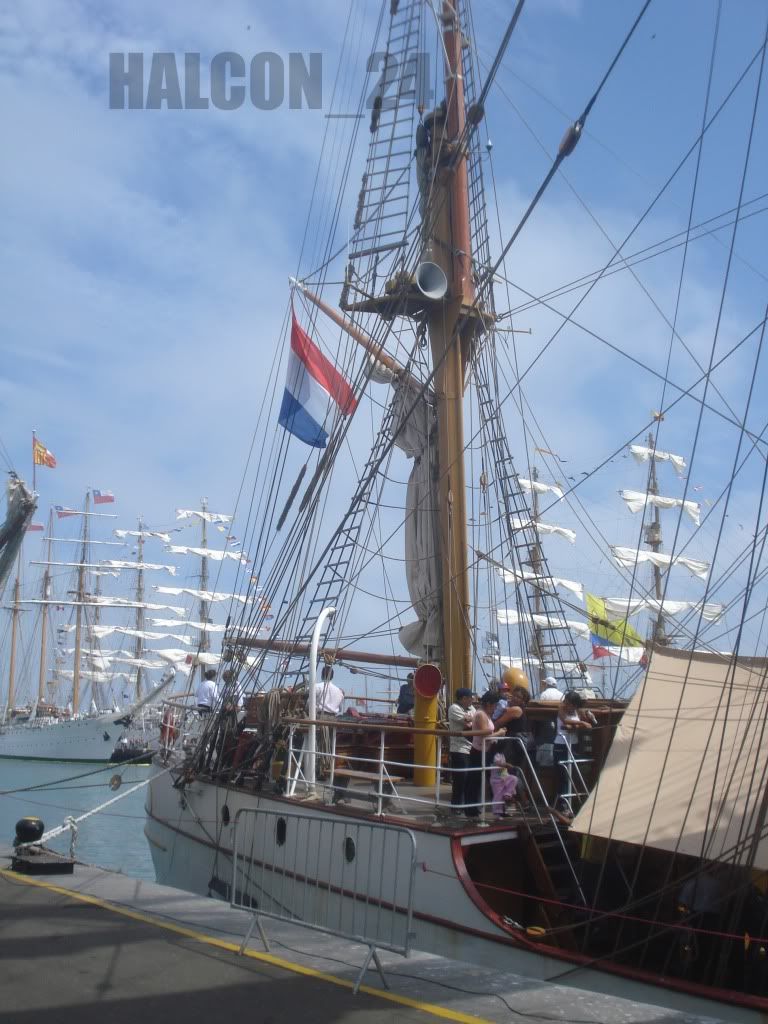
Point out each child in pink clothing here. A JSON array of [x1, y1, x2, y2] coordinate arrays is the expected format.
[[490, 753, 519, 817]]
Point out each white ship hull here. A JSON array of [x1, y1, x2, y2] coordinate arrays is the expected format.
[[0, 712, 129, 762], [145, 770, 758, 1024]]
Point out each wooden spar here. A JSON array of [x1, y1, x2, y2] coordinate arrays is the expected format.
[[290, 279, 421, 389], [231, 635, 419, 669], [38, 509, 53, 701]]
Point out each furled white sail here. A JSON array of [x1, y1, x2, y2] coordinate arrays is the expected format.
[[497, 608, 590, 638], [496, 565, 583, 600], [166, 545, 247, 564], [154, 585, 252, 604], [31, 560, 174, 573], [101, 559, 178, 575], [108, 656, 169, 670], [517, 477, 563, 500], [176, 509, 232, 524], [619, 489, 700, 526], [58, 624, 193, 643], [148, 618, 226, 632], [629, 444, 686, 476], [21, 598, 186, 615], [114, 529, 172, 542], [151, 648, 220, 666], [510, 516, 576, 544], [602, 596, 724, 623], [391, 379, 441, 660], [59, 669, 129, 682], [611, 545, 709, 580]]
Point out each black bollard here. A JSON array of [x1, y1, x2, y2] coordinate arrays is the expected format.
[[14, 817, 44, 847]]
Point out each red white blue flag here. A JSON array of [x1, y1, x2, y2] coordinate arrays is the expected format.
[[278, 311, 357, 447], [93, 489, 115, 505], [55, 506, 78, 518], [26, 523, 45, 532]]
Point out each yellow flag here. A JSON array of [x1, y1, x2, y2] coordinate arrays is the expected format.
[[32, 437, 56, 468], [586, 594, 645, 648]]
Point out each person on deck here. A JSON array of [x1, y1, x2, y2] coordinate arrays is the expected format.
[[465, 692, 506, 819], [315, 665, 344, 716], [447, 688, 474, 812], [196, 668, 219, 716], [554, 690, 592, 815], [396, 673, 415, 714], [538, 676, 564, 701], [491, 680, 509, 722], [489, 753, 520, 818]]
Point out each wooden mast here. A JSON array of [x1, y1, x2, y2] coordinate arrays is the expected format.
[[37, 509, 53, 703], [72, 493, 90, 714], [7, 563, 21, 715], [429, 0, 474, 692], [134, 516, 145, 700], [199, 498, 210, 655], [645, 429, 666, 644], [529, 466, 545, 688]]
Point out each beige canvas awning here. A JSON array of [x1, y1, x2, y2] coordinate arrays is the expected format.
[[571, 646, 768, 869]]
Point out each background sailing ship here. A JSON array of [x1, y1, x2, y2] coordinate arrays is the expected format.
[[0, 488, 256, 762]]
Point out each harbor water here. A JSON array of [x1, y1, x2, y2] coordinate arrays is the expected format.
[[0, 759, 155, 880]]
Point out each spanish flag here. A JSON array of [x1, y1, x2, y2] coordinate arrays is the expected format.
[[32, 436, 56, 468], [586, 593, 645, 652]]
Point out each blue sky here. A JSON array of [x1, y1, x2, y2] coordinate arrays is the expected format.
[[2, 0, 767, 690]]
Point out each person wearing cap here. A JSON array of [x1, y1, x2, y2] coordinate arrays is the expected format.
[[465, 691, 507, 819], [447, 688, 475, 812], [538, 676, 563, 701]]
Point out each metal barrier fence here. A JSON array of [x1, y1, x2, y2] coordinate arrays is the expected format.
[[232, 806, 417, 992]]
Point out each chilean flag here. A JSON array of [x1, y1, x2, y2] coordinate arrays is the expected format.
[[278, 311, 357, 447], [93, 489, 115, 504]]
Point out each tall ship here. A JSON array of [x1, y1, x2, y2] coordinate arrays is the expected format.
[[0, 492, 247, 762], [145, 2, 768, 1021]]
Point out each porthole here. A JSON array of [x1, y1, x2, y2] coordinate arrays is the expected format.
[[276, 817, 287, 846], [343, 836, 356, 863], [221, 804, 230, 826]]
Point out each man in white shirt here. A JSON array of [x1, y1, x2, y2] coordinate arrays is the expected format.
[[447, 688, 474, 812], [315, 666, 344, 716], [196, 669, 219, 715], [538, 676, 563, 701]]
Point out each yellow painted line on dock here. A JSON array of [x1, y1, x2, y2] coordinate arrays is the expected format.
[[1, 869, 493, 1024]]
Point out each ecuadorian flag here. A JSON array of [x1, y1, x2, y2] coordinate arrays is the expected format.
[[278, 311, 358, 447], [586, 594, 646, 662]]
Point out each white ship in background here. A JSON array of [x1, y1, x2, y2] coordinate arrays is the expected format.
[[0, 495, 254, 762]]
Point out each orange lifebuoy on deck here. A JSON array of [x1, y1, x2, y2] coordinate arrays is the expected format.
[[160, 707, 179, 747]]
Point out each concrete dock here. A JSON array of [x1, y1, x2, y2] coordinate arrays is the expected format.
[[0, 848, 728, 1024]]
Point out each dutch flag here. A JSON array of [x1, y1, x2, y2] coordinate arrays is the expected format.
[[278, 311, 358, 448]]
